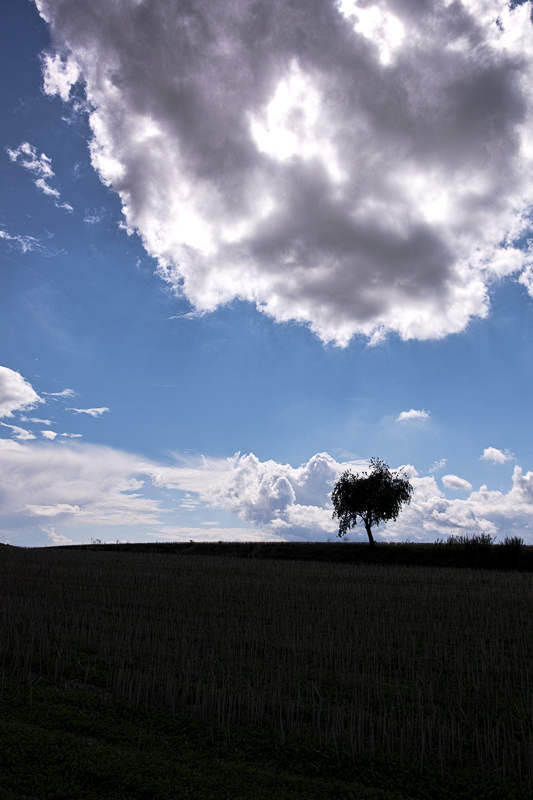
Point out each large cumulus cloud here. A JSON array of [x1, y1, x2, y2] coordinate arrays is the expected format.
[[36, 0, 533, 344], [152, 451, 356, 538], [153, 451, 533, 541]]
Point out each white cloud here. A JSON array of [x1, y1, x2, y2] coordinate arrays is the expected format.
[[396, 409, 430, 423], [41, 430, 58, 440], [36, 0, 533, 344], [149, 527, 285, 542], [67, 407, 109, 417], [45, 528, 76, 546], [482, 447, 514, 464], [6, 142, 72, 212], [152, 451, 366, 539], [0, 438, 162, 535], [42, 388, 77, 398], [0, 229, 45, 253], [0, 422, 36, 441], [429, 458, 447, 474], [152, 450, 533, 542], [41, 52, 80, 101], [6, 141, 54, 179], [0, 366, 43, 418], [2, 429, 533, 541], [442, 474, 473, 492], [21, 417, 53, 425], [34, 177, 60, 198]]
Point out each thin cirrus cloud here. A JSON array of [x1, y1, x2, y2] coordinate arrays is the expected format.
[[36, 0, 533, 345], [0, 229, 46, 253], [396, 409, 430, 423], [67, 407, 110, 417], [6, 142, 73, 212], [482, 447, 515, 464], [42, 389, 77, 398]]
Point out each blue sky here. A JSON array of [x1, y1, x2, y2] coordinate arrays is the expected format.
[[2, 0, 533, 546]]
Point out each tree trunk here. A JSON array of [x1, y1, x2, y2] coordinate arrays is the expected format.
[[364, 518, 376, 546]]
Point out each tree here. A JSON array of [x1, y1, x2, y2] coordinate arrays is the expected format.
[[331, 458, 413, 546]]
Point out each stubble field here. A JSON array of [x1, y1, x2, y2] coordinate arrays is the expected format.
[[1, 544, 532, 799]]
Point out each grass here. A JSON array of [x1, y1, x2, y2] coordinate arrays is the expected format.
[[1, 544, 532, 798]]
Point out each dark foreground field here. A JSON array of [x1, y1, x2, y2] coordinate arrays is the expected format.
[[1, 543, 532, 799]]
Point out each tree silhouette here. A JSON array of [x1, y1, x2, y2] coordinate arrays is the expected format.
[[331, 458, 413, 546]]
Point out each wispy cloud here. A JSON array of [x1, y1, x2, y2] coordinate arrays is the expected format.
[[6, 142, 73, 212], [42, 388, 77, 398], [0, 421, 36, 441], [396, 409, 430, 423], [67, 407, 109, 417], [482, 447, 515, 464], [429, 459, 447, 474], [149, 528, 285, 542], [0, 438, 162, 533], [0, 229, 46, 253]]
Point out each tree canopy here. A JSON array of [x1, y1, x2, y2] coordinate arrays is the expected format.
[[331, 458, 413, 545]]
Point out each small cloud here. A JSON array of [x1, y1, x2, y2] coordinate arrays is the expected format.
[[42, 388, 77, 398], [67, 407, 109, 417], [59, 432, 83, 438], [26, 503, 81, 517], [41, 430, 58, 440], [396, 409, 430, 423], [429, 458, 447, 474], [0, 421, 36, 441], [0, 367, 43, 418], [34, 178, 60, 198], [7, 142, 72, 212], [481, 447, 514, 464], [45, 527, 75, 546], [7, 142, 54, 178], [83, 211, 104, 224], [20, 417, 53, 425], [180, 493, 201, 509], [442, 474, 473, 492], [0, 229, 45, 253], [42, 52, 80, 102]]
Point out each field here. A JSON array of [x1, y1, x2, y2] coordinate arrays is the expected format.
[[1, 544, 533, 799]]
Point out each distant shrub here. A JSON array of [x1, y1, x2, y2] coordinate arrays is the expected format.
[[500, 535, 525, 551], [446, 533, 496, 549], [496, 536, 525, 568]]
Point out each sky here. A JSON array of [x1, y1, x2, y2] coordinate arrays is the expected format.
[[2, 0, 533, 547]]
